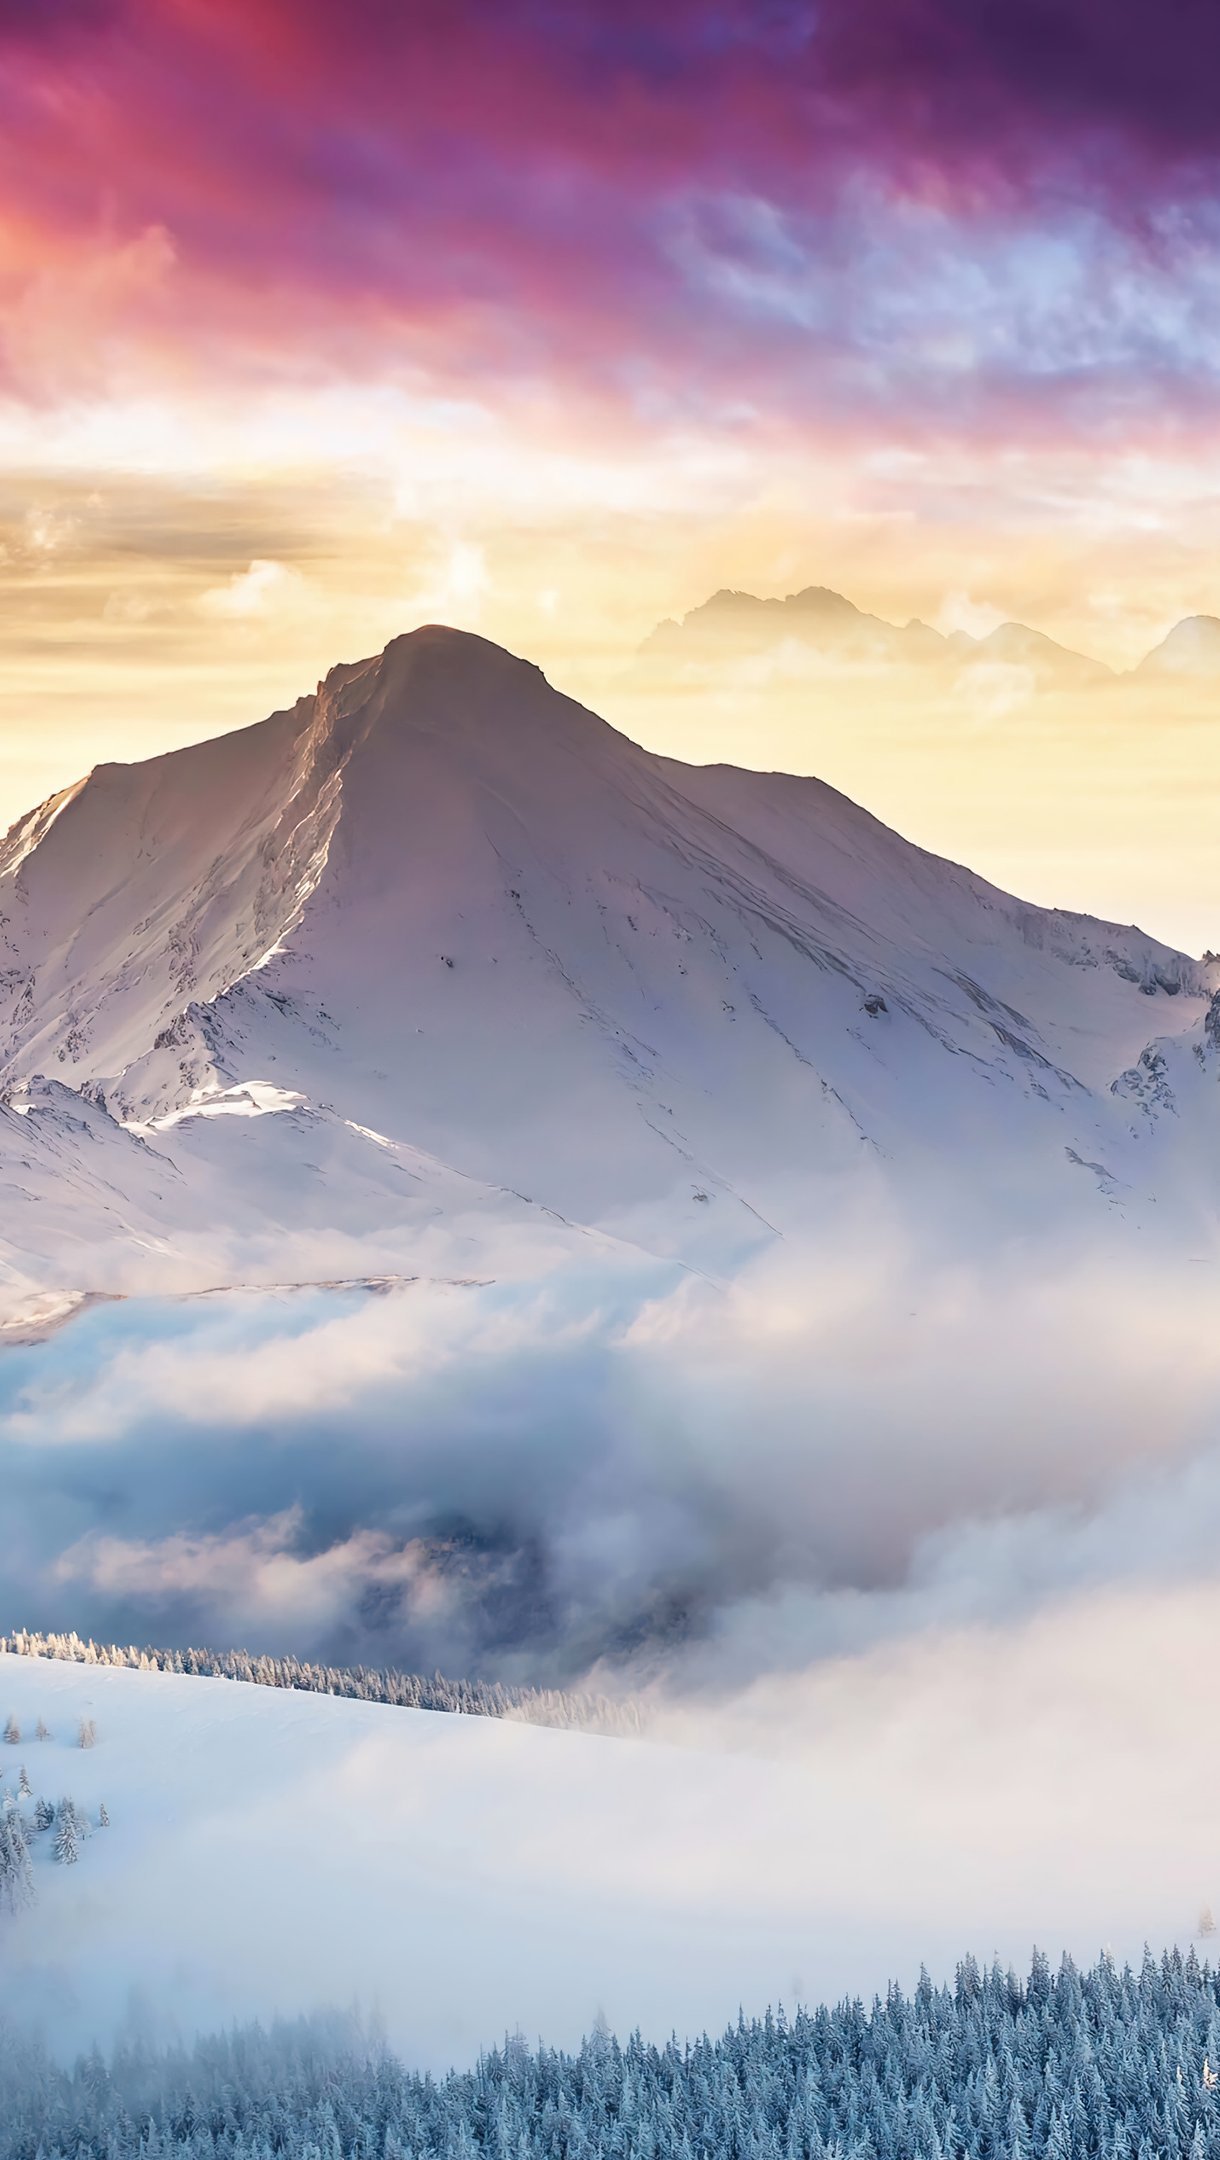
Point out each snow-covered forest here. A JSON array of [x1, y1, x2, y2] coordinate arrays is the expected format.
[[0, 1629, 639, 1735], [4, 1947, 1220, 2160]]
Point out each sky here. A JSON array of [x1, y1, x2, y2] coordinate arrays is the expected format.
[[3, 0, 1220, 945]]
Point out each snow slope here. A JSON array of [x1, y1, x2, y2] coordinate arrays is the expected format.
[[3, 1636, 1219, 2066], [1, 625, 1217, 1327]]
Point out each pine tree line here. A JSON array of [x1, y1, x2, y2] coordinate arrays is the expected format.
[[0, 1629, 642, 1736], [5, 1947, 1220, 2159]]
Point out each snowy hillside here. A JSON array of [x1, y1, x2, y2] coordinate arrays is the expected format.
[[3, 1644, 1219, 2069], [0, 625, 1216, 1332]]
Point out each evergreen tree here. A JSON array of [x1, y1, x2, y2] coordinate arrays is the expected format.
[[53, 1799, 79, 1864]]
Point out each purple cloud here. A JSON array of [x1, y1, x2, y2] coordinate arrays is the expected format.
[[2, 0, 1220, 431]]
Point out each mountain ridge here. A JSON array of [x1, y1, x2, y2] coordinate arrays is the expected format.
[[637, 584, 1220, 683]]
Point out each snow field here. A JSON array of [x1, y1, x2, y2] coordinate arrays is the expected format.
[[3, 1633, 1220, 2071]]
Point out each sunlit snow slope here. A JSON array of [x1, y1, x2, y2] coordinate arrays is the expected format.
[[1, 626, 1216, 1324]]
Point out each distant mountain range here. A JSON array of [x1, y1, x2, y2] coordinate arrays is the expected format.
[[1, 625, 1217, 1339], [636, 585, 1220, 685]]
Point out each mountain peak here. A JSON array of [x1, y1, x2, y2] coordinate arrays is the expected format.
[[308, 624, 572, 766], [1136, 614, 1220, 676], [787, 585, 860, 617], [323, 622, 542, 699], [382, 622, 528, 667]]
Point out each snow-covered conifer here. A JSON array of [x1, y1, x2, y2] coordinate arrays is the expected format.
[[0, 1811, 34, 1913], [53, 1802, 79, 1865]]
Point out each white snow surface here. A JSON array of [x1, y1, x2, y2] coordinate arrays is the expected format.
[[7, 1624, 1217, 2056], [3, 1640, 1219, 2068], [0, 624, 1216, 1329]]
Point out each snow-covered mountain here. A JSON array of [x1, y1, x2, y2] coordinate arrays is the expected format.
[[1, 625, 1216, 1330]]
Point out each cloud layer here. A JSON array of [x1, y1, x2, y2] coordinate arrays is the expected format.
[[6, 1217, 1220, 1701]]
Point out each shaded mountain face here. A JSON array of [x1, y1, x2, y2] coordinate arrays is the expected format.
[[0, 624, 1217, 1325]]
